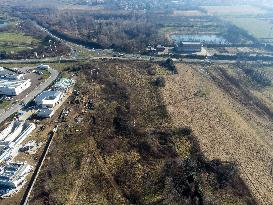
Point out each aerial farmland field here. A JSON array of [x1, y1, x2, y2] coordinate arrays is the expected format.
[[172, 10, 205, 17], [225, 17, 273, 44], [202, 5, 273, 45], [202, 5, 266, 16], [0, 32, 40, 54]]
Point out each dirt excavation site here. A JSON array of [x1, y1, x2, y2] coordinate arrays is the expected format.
[[162, 63, 273, 205]]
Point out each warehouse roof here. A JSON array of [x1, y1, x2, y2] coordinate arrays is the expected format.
[[35, 90, 62, 101], [0, 79, 30, 89], [35, 90, 63, 107], [181, 41, 202, 45]]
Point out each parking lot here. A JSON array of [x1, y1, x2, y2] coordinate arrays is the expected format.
[[0, 66, 59, 124]]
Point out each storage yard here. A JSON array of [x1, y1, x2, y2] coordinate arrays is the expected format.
[[0, 65, 51, 112], [0, 64, 75, 200]]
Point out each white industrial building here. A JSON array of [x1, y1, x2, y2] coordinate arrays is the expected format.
[[0, 74, 25, 80], [0, 146, 11, 164], [35, 90, 63, 108], [0, 162, 32, 189], [0, 79, 31, 96], [0, 120, 36, 148], [0, 120, 36, 198]]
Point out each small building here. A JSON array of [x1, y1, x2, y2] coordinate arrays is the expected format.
[[0, 79, 31, 96], [35, 90, 63, 108], [174, 42, 202, 53], [19, 141, 37, 153], [36, 64, 50, 70], [0, 162, 32, 189], [36, 108, 55, 118]]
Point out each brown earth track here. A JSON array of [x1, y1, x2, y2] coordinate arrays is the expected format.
[[162, 63, 273, 205], [66, 137, 129, 205]]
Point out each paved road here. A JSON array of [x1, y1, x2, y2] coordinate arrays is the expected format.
[[0, 67, 59, 124], [1, 23, 273, 66], [0, 58, 79, 64], [0, 23, 271, 124], [0, 56, 268, 66]]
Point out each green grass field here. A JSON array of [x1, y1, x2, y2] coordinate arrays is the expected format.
[[226, 17, 273, 41], [0, 32, 40, 54], [203, 5, 266, 16], [0, 100, 10, 109]]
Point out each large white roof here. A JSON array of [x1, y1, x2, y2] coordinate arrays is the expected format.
[[35, 90, 62, 101], [0, 79, 30, 89]]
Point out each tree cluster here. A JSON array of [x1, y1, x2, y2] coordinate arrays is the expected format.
[[13, 8, 165, 53]]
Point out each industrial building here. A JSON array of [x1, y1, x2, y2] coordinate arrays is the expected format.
[[173, 42, 202, 53], [0, 79, 31, 96], [0, 120, 36, 197], [35, 90, 63, 108], [0, 162, 32, 189], [0, 74, 25, 81], [0, 120, 36, 148], [0, 119, 36, 197], [0, 146, 11, 164]]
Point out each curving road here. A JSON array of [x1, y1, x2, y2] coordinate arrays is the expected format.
[[0, 22, 271, 124]]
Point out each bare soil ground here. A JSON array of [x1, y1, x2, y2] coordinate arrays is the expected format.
[[162, 63, 273, 205], [25, 60, 256, 205]]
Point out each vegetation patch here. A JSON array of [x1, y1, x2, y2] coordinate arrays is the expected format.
[[0, 32, 40, 54], [29, 60, 256, 205], [0, 99, 10, 109], [0, 20, 70, 59]]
